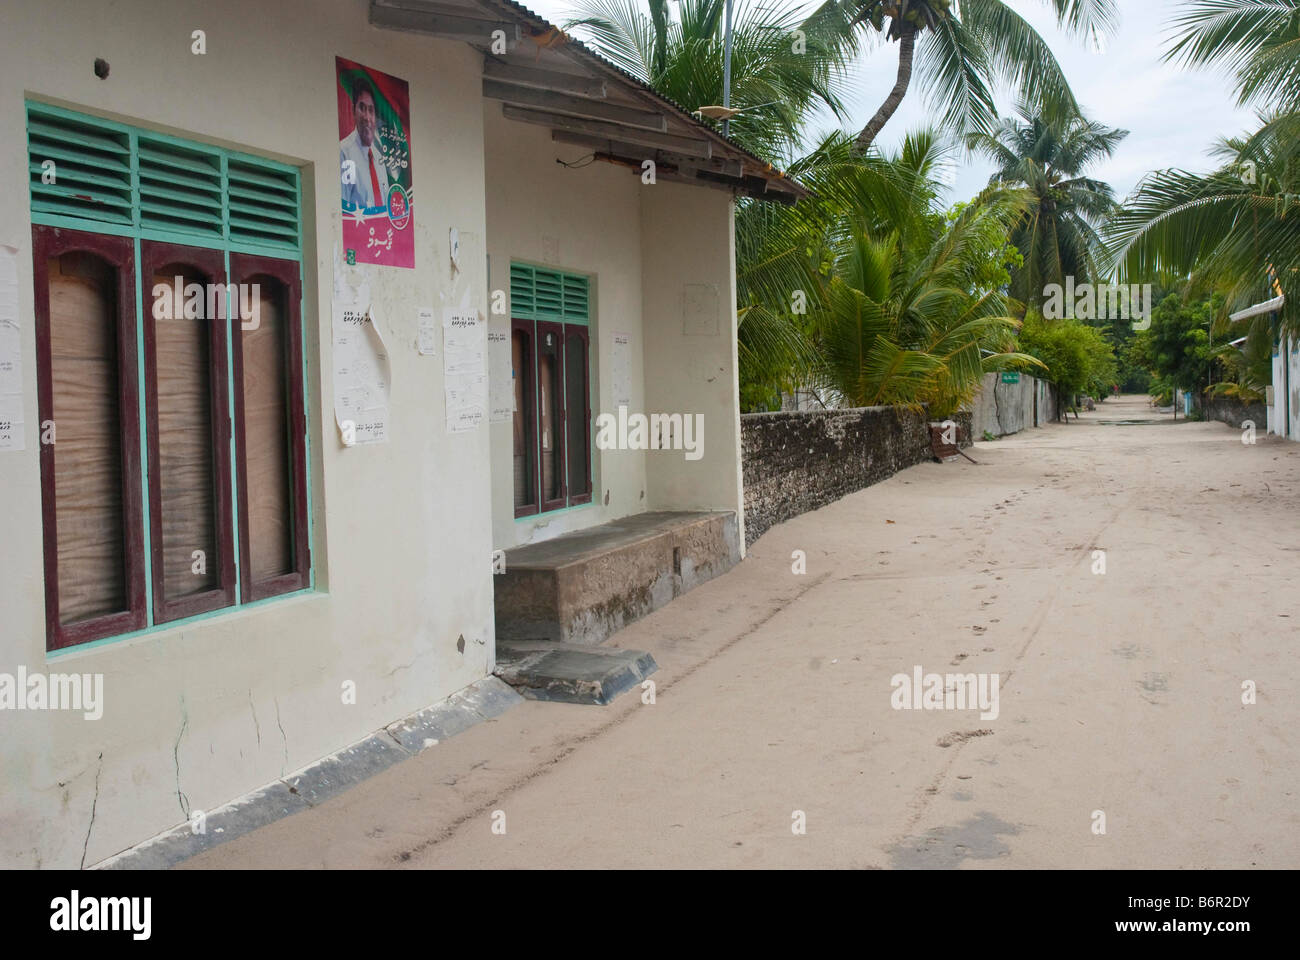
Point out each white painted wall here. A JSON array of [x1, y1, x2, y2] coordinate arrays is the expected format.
[[640, 184, 744, 543], [1268, 332, 1299, 440], [1290, 337, 1300, 441], [483, 105, 651, 549], [482, 110, 744, 551], [0, 0, 495, 867]]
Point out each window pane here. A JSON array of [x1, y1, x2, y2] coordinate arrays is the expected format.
[[538, 326, 563, 503], [511, 329, 535, 510], [240, 275, 293, 582], [152, 265, 219, 601], [564, 330, 590, 499], [47, 252, 127, 624]]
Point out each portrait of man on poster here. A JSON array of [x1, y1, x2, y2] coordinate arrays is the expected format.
[[339, 76, 390, 211]]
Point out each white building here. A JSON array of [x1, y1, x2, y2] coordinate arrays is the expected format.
[[1229, 294, 1297, 440], [0, 0, 804, 867]]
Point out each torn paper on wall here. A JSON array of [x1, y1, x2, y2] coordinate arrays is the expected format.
[[444, 307, 485, 432], [488, 329, 513, 422], [0, 245, 23, 451], [333, 247, 391, 445]]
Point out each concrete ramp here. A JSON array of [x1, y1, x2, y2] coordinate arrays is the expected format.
[[494, 511, 740, 646]]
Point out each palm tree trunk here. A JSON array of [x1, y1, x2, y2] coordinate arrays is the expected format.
[[854, 22, 917, 155]]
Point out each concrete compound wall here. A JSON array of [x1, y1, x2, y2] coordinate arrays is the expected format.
[[967, 373, 1059, 437], [740, 407, 971, 546]]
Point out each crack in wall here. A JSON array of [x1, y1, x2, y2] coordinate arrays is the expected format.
[[173, 711, 190, 818], [79, 752, 103, 870], [274, 697, 289, 775], [385, 658, 417, 678], [248, 690, 261, 747]]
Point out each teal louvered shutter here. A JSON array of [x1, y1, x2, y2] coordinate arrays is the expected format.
[[509, 263, 588, 322], [510, 263, 535, 317], [228, 159, 300, 250], [136, 135, 223, 240], [533, 269, 563, 317], [27, 106, 133, 226], [562, 274, 589, 322], [26, 103, 300, 255]]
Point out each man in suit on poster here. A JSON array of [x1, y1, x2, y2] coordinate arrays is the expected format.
[[339, 77, 390, 211]]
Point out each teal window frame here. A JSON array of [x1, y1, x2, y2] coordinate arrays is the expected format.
[[510, 262, 592, 519], [26, 100, 315, 656]]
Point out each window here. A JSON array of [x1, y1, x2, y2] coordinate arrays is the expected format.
[[231, 255, 309, 601], [511, 321, 536, 516], [563, 325, 592, 504], [33, 230, 146, 649], [27, 103, 308, 650], [510, 264, 591, 516]]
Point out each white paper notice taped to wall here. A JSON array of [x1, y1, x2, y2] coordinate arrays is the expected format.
[[444, 308, 485, 432], [488, 329, 513, 422], [612, 331, 632, 410], [333, 248, 391, 445], [0, 245, 23, 452], [417, 307, 437, 356]]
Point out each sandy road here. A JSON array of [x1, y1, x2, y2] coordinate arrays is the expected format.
[[184, 396, 1300, 869]]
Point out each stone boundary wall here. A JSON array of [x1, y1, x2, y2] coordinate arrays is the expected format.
[[741, 407, 971, 546], [1197, 393, 1267, 430]]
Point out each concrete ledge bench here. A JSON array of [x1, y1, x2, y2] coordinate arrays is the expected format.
[[494, 511, 740, 646]]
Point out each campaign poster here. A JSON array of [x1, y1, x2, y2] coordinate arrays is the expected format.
[[336, 57, 414, 268]]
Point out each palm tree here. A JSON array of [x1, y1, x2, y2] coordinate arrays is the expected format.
[[1105, 120, 1300, 332], [802, 0, 1119, 154], [807, 135, 1042, 412], [564, 2, 1041, 409], [1106, 1, 1300, 333], [1165, 0, 1300, 112], [565, 1, 887, 407], [1208, 331, 1272, 405], [563, 0, 859, 158], [733, 131, 933, 408], [967, 103, 1127, 311]]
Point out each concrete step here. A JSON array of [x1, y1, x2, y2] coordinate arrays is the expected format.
[[494, 641, 657, 706], [494, 510, 739, 646]]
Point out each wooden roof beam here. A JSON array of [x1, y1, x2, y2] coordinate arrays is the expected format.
[[484, 79, 667, 131], [483, 59, 607, 98], [370, 2, 521, 45], [552, 133, 748, 181], [502, 104, 711, 157], [551, 130, 708, 164]]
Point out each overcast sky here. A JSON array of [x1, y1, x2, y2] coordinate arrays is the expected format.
[[522, 0, 1256, 204]]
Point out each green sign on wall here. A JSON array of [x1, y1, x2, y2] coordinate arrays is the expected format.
[[1001, 372, 1021, 384]]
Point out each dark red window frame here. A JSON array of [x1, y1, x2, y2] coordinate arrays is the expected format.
[[229, 252, 309, 602], [140, 240, 237, 623], [511, 317, 538, 518], [536, 319, 568, 513], [512, 317, 593, 515], [32, 225, 147, 651], [563, 324, 592, 505]]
